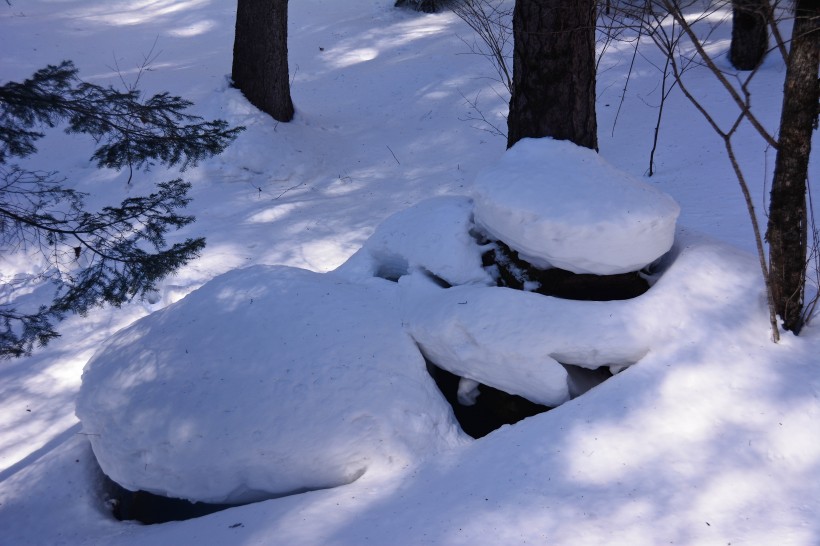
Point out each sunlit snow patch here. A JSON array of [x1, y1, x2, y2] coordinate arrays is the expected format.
[[76, 266, 463, 505], [473, 138, 681, 275]]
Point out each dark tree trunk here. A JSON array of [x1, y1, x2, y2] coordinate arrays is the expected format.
[[766, 0, 819, 334], [232, 0, 294, 122], [730, 0, 769, 70], [507, 0, 597, 150], [395, 0, 438, 12]]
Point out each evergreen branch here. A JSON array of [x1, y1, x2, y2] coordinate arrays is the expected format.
[[0, 60, 244, 172], [0, 172, 206, 357], [0, 59, 241, 357]]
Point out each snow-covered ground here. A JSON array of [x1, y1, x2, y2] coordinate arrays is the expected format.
[[1, 1, 819, 544]]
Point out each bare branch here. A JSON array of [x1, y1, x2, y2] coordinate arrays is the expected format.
[[660, 0, 778, 147]]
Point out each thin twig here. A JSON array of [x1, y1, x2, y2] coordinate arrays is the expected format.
[[667, 29, 780, 342], [661, 0, 778, 148], [611, 16, 644, 137], [386, 145, 400, 165]]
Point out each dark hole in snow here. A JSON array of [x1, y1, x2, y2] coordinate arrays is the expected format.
[[564, 363, 616, 398], [99, 461, 360, 524], [374, 261, 452, 288], [482, 240, 651, 301], [102, 474, 242, 524], [374, 260, 408, 282], [426, 359, 615, 438], [425, 359, 552, 438]]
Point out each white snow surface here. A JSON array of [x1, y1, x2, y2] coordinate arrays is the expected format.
[[77, 266, 464, 504], [336, 195, 493, 286], [473, 138, 681, 274], [1, 1, 820, 545]]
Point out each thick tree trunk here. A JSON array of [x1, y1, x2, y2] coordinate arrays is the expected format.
[[232, 0, 294, 122], [766, 0, 819, 334], [730, 0, 769, 70], [507, 0, 597, 150]]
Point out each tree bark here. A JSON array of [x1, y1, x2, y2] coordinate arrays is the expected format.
[[766, 0, 819, 334], [232, 0, 294, 122], [395, 0, 438, 12], [730, 0, 769, 70], [507, 0, 597, 150]]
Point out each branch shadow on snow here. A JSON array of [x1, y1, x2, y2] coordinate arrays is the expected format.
[[0, 301, 149, 475]]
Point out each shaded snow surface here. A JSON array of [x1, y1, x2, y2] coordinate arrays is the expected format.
[[473, 138, 681, 274]]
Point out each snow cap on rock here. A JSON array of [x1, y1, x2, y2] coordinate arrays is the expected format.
[[335, 196, 493, 286], [473, 138, 680, 275]]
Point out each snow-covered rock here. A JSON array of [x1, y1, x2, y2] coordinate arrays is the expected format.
[[76, 266, 464, 505], [400, 229, 765, 408], [336, 196, 493, 286], [473, 138, 681, 275], [400, 273, 646, 407]]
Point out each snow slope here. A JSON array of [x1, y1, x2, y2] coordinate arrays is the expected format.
[[1, 0, 819, 545]]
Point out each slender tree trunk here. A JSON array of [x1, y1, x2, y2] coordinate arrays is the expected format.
[[730, 0, 769, 70], [232, 0, 294, 122], [507, 0, 598, 150], [766, 0, 819, 333]]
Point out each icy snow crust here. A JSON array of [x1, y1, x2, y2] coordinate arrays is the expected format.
[[77, 266, 465, 504], [473, 138, 681, 274]]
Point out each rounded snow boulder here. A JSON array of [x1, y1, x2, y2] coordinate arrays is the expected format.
[[76, 266, 463, 505], [335, 196, 493, 286], [473, 138, 680, 275]]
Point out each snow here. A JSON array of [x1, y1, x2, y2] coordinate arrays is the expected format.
[[1, 0, 820, 545], [77, 266, 464, 504], [473, 138, 681, 274], [400, 229, 769, 407], [336, 195, 492, 286], [79, 205, 754, 498]]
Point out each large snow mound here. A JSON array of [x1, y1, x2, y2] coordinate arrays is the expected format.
[[76, 266, 464, 504], [473, 138, 681, 274]]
